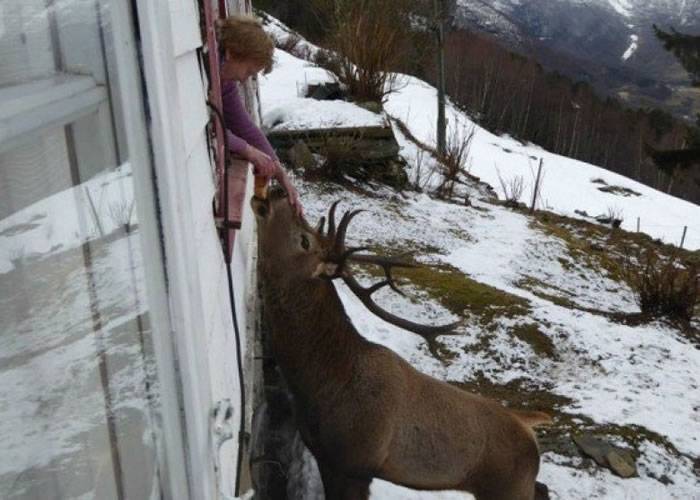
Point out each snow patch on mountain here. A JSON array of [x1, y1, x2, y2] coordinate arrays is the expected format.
[[607, 0, 634, 17], [622, 33, 639, 60]]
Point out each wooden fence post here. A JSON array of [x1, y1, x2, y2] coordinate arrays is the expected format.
[[680, 226, 687, 249], [530, 159, 543, 214]]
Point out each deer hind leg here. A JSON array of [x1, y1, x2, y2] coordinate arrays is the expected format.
[[534, 481, 550, 500], [468, 464, 541, 500], [318, 462, 371, 500], [471, 481, 537, 500]]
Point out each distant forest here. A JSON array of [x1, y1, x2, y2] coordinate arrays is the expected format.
[[254, 0, 700, 205]]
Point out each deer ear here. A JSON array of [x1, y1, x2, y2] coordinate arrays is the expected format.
[[251, 196, 270, 219]]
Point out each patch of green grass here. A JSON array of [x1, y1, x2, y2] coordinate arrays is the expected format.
[[396, 262, 530, 324], [530, 214, 628, 283], [517, 276, 579, 309], [529, 209, 698, 288], [452, 376, 571, 415], [358, 243, 529, 326], [510, 322, 556, 358]]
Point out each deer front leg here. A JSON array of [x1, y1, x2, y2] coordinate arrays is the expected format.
[[317, 461, 372, 500]]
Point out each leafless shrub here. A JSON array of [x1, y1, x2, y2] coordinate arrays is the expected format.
[[625, 250, 699, 323], [496, 167, 525, 207], [436, 125, 475, 199], [594, 205, 624, 228], [312, 0, 408, 104], [606, 206, 624, 227]]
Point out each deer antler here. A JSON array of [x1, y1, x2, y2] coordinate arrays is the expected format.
[[322, 202, 460, 338], [341, 259, 458, 338]]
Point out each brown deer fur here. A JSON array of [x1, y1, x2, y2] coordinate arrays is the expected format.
[[252, 191, 550, 500]]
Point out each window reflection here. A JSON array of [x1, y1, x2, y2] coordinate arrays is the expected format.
[[0, 1, 164, 499]]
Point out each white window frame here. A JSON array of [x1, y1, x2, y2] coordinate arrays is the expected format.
[[0, 75, 106, 153], [107, 3, 197, 500], [0, 0, 121, 169]]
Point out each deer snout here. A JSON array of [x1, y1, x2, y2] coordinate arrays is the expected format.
[[251, 196, 270, 219]]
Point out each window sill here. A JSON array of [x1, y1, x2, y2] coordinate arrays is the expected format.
[[0, 74, 107, 151]]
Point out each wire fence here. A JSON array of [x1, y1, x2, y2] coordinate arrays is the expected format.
[[631, 218, 700, 249]]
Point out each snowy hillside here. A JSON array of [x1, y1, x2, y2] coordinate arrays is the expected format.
[[261, 17, 700, 499], [262, 24, 700, 251]]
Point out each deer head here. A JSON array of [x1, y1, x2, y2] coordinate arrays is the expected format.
[[252, 188, 458, 338]]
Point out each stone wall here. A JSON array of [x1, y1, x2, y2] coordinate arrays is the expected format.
[[268, 125, 409, 188]]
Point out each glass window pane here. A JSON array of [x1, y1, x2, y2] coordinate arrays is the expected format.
[[0, 1, 167, 499]]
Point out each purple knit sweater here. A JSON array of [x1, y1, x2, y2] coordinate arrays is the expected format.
[[222, 80, 278, 162]]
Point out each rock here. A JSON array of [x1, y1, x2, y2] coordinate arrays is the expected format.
[[287, 140, 316, 170], [573, 433, 610, 467], [306, 82, 344, 101], [573, 433, 637, 479], [269, 125, 406, 188], [606, 450, 637, 478]]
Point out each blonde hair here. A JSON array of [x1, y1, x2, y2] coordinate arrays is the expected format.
[[218, 15, 275, 74]]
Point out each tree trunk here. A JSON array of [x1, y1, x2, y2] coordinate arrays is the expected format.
[[434, 0, 447, 156]]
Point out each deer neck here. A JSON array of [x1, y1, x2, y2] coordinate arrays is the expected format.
[[261, 268, 365, 397]]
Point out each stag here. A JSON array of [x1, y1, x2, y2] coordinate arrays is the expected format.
[[252, 189, 550, 500]]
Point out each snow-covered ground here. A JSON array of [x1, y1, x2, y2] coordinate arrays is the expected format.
[[260, 31, 700, 252], [260, 18, 700, 499], [0, 164, 137, 274]]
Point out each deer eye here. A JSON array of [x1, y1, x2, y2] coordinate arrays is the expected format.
[[300, 234, 310, 251]]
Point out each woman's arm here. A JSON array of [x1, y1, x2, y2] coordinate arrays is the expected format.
[[221, 81, 303, 214], [222, 81, 278, 161]]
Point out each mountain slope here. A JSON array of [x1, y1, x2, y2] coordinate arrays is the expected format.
[[455, 0, 700, 117]]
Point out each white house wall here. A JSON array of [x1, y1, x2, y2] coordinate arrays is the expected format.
[[137, 0, 258, 497]]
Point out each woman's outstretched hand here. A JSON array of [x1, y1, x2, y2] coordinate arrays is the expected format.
[[274, 162, 303, 217], [244, 144, 276, 177]]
